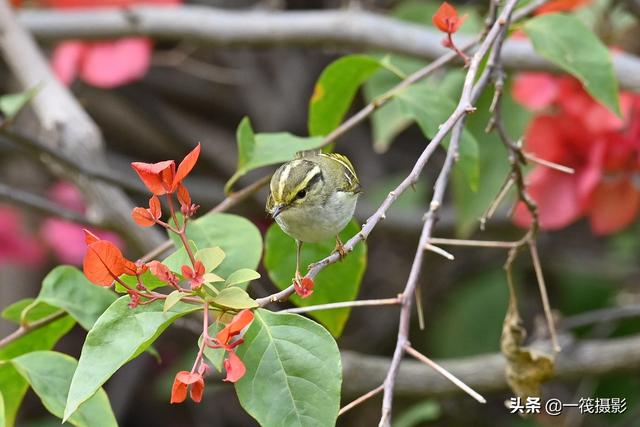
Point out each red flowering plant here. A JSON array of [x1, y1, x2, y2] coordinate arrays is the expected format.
[[432, 1, 469, 63], [512, 73, 640, 234], [77, 143, 261, 407]]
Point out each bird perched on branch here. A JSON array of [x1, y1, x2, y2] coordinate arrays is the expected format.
[[266, 150, 362, 286]]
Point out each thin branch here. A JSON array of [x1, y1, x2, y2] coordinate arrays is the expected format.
[[428, 237, 518, 249], [0, 181, 99, 226], [563, 304, 640, 329], [529, 240, 561, 352], [0, 131, 148, 195], [16, 5, 640, 90], [480, 176, 514, 229], [339, 384, 384, 416], [0, 311, 66, 349], [523, 152, 575, 174], [279, 297, 401, 314], [424, 243, 455, 260], [404, 345, 486, 404]]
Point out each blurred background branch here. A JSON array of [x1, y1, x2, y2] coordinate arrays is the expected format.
[[17, 5, 640, 90]]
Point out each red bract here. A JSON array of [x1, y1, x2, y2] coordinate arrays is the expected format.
[[513, 73, 640, 234], [131, 144, 201, 195], [223, 351, 246, 383], [148, 260, 179, 287], [0, 205, 45, 268], [536, 0, 590, 14], [170, 371, 204, 404], [211, 309, 254, 383], [294, 276, 315, 298], [432, 2, 466, 34], [132, 195, 162, 227], [43, 0, 181, 88], [182, 261, 205, 290], [82, 232, 137, 286]]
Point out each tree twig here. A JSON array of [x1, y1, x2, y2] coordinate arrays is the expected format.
[[339, 384, 384, 416], [279, 297, 401, 314], [0, 310, 66, 349], [0, 181, 99, 226]]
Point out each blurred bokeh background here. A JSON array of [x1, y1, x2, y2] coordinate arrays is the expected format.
[[1, 0, 640, 426]]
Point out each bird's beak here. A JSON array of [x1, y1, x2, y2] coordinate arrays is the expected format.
[[271, 204, 286, 218]]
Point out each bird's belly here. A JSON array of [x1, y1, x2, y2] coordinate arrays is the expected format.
[[276, 192, 359, 243]]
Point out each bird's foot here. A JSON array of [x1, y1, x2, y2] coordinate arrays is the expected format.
[[334, 236, 347, 260]]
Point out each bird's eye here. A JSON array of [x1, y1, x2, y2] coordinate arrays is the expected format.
[[296, 189, 306, 199]]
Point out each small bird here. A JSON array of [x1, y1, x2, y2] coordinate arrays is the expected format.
[[266, 151, 362, 284]]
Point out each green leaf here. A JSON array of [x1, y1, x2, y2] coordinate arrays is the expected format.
[[524, 13, 620, 115], [163, 290, 185, 312], [1, 299, 58, 325], [235, 309, 341, 427], [160, 240, 198, 274], [170, 213, 262, 279], [308, 55, 382, 137], [35, 266, 117, 330], [225, 118, 324, 192], [0, 86, 39, 123], [203, 272, 224, 284], [212, 287, 258, 310], [195, 247, 225, 272], [263, 220, 367, 337], [396, 81, 479, 191], [0, 311, 75, 427], [225, 268, 260, 287], [363, 55, 426, 153], [63, 297, 199, 421], [119, 270, 165, 292], [428, 270, 509, 357], [0, 392, 5, 427], [11, 351, 117, 427]]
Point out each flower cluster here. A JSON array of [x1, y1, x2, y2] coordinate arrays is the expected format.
[[512, 73, 640, 234], [81, 144, 254, 405]]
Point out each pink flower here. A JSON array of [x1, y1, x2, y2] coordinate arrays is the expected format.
[[0, 205, 45, 267], [43, 0, 181, 88], [39, 182, 124, 265], [513, 73, 640, 234]]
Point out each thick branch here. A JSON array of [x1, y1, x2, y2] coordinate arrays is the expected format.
[[0, 0, 163, 252], [17, 6, 640, 91], [341, 333, 640, 398]]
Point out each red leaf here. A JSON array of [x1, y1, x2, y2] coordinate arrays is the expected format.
[[131, 207, 155, 227], [172, 144, 201, 191], [536, 0, 590, 14], [432, 2, 466, 34], [79, 38, 152, 88], [149, 195, 161, 219], [170, 371, 204, 404], [177, 183, 191, 209], [82, 228, 101, 245], [223, 351, 246, 383], [294, 277, 314, 298], [83, 240, 127, 286], [216, 309, 255, 346], [131, 160, 176, 195], [148, 261, 179, 286], [512, 73, 560, 111]]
